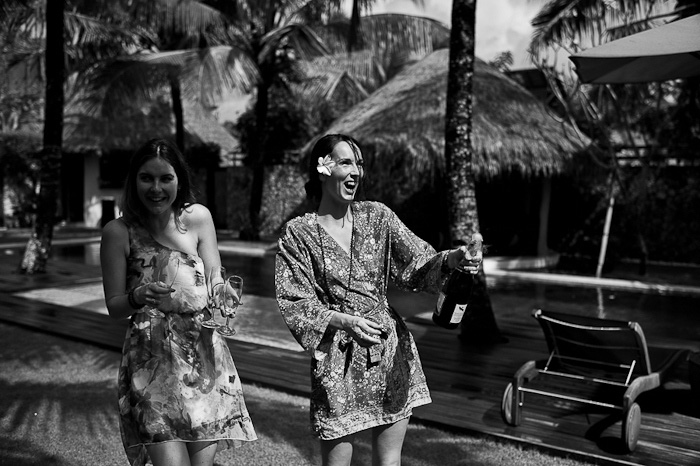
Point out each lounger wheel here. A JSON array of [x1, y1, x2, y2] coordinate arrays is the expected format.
[[622, 402, 641, 452], [501, 382, 520, 426]]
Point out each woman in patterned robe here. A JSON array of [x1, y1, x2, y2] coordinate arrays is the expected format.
[[101, 139, 256, 466], [275, 134, 481, 465]]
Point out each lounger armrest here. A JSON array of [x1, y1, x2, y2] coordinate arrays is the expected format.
[[624, 374, 661, 408], [514, 360, 539, 385]]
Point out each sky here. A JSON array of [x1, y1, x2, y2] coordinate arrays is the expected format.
[[360, 0, 547, 69]]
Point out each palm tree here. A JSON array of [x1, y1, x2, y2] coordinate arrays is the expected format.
[[444, 0, 505, 343], [83, 1, 331, 240], [5, 0, 153, 273], [76, 1, 249, 152], [529, 0, 699, 274], [327, 0, 435, 53], [17, 0, 64, 274]]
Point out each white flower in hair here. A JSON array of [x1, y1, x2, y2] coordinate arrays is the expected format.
[[316, 155, 335, 176]]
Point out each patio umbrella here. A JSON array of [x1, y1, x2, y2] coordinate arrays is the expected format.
[[569, 14, 700, 84]]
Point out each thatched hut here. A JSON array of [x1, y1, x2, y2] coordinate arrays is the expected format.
[[55, 101, 240, 228], [317, 48, 590, 254]]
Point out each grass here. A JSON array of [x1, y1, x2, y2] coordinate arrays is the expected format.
[[0, 322, 597, 466]]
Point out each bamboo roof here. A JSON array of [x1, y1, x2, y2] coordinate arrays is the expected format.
[[321, 48, 590, 178]]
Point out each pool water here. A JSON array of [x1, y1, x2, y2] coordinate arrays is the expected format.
[[47, 243, 700, 346]]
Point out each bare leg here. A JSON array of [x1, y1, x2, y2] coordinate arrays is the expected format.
[[146, 441, 191, 466], [321, 433, 356, 466], [187, 441, 218, 466], [372, 418, 409, 466], [146, 440, 218, 466]]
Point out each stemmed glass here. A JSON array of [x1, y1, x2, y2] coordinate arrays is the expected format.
[[156, 258, 179, 290], [148, 259, 178, 316], [216, 275, 243, 337], [202, 266, 226, 329]]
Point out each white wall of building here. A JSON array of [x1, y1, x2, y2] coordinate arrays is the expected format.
[[83, 154, 122, 228]]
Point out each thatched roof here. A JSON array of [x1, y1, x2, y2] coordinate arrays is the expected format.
[[60, 100, 240, 167], [184, 103, 242, 168], [321, 48, 590, 178]]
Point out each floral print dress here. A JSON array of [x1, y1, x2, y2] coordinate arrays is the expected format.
[[275, 201, 449, 439], [118, 221, 256, 466]]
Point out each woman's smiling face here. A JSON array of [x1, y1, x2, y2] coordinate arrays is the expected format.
[[321, 141, 364, 205], [136, 157, 179, 217]]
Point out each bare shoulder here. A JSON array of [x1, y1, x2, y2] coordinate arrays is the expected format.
[[100, 218, 129, 256], [101, 218, 128, 241], [182, 203, 214, 231]]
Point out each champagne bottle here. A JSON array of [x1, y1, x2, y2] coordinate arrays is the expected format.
[[433, 233, 483, 329]]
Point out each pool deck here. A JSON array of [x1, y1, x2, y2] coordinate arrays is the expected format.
[[2, 230, 700, 465]]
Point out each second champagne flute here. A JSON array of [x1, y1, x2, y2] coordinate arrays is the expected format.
[[202, 266, 225, 329], [217, 275, 242, 337]]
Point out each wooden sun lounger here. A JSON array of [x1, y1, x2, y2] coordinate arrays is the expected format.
[[501, 308, 689, 452]]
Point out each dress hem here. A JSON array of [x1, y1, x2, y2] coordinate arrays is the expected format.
[[126, 437, 257, 448], [314, 394, 432, 440]]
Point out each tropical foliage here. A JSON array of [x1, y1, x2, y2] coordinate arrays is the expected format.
[[3, 0, 157, 272], [530, 0, 700, 267]]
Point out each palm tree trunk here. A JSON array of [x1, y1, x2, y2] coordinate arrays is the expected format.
[[20, 0, 65, 274], [445, 0, 505, 344], [246, 78, 270, 240], [445, 0, 478, 245], [169, 76, 185, 152], [348, 0, 361, 52]]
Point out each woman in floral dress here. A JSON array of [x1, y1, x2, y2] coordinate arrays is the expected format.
[[101, 138, 256, 466], [275, 134, 481, 465]]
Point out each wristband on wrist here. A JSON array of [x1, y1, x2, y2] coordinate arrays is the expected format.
[[127, 288, 142, 309]]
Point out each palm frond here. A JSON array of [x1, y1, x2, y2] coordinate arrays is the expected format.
[[260, 23, 329, 62], [64, 12, 155, 70], [76, 57, 172, 118], [304, 50, 386, 91], [77, 46, 259, 116], [65, 12, 154, 49], [321, 13, 449, 55], [1, 0, 45, 46], [185, 46, 259, 106], [531, 0, 674, 53], [359, 14, 450, 55], [130, 0, 228, 37], [297, 68, 369, 102], [310, 13, 449, 91]]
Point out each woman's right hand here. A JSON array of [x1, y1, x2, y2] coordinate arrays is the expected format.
[[135, 282, 174, 308], [331, 312, 383, 347]]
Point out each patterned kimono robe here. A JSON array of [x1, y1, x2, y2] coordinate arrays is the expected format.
[[275, 201, 448, 439]]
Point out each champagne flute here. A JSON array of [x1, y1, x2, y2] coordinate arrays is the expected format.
[[202, 266, 225, 329], [156, 258, 180, 290], [148, 259, 179, 316], [217, 275, 242, 337]]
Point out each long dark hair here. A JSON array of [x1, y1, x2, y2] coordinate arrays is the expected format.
[[304, 133, 365, 202], [121, 138, 196, 229]]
